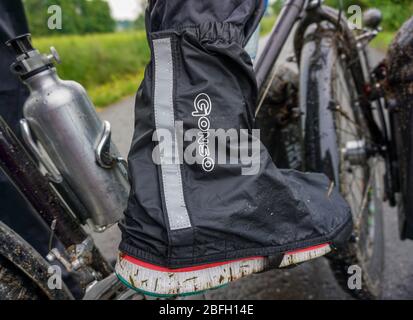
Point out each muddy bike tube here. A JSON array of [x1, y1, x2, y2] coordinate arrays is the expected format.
[[387, 17, 413, 240], [0, 221, 74, 300], [299, 17, 385, 298], [0, 117, 113, 279]]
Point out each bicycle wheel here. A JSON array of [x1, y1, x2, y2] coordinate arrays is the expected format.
[[299, 25, 384, 299], [0, 255, 44, 300]]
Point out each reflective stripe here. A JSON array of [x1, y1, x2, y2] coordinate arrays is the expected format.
[[153, 38, 191, 230]]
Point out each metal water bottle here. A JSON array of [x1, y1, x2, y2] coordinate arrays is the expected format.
[[6, 34, 130, 231]]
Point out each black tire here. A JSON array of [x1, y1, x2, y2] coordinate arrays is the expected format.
[[0, 255, 44, 300], [300, 25, 384, 299]]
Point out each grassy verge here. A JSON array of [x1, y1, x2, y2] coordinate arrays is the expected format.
[[260, 15, 277, 36], [33, 32, 150, 108], [370, 31, 395, 52], [33, 20, 391, 108], [90, 71, 144, 108]]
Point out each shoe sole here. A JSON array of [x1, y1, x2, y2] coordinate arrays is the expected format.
[[115, 243, 331, 298]]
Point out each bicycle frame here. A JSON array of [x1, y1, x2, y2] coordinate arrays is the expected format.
[[0, 116, 112, 293], [255, 0, 396, 198], [257, 0, 384, 142], [0, 0, 398, 299], [255, 0, 306, 92]]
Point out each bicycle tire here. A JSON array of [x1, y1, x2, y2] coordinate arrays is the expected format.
[[0, 255, 44, 300], [299, 24, 384, 300]]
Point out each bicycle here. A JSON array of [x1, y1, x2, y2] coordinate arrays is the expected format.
[[256, 0, 396, 299]]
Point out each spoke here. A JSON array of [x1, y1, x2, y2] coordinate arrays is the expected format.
[[331, 55, 366, 141], [335, 126, 364, 141], [332, 54, 370, 221], [336, 107, 365, 136]]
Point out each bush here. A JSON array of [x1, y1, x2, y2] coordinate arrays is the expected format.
[[25, 0, 115, 36], [274, 0, 411, 32], [260, 15, 277, 36], [33, 32, 150, 106], [324, 0, 412, 32]]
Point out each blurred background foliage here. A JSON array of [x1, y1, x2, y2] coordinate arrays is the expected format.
[[270, 0, 412, 51], [24, 0, 145, 107], [33, 32, 149, 107], [324, 0, 413, 31], [24, 0, 115, 35], [272, 0, 412, 32], [22, 0, 412, 107]]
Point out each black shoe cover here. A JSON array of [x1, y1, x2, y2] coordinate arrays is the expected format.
[[118, 0, 353, 269]]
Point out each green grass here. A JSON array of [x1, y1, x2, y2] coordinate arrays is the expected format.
[[31, 18, 281, 108], [371, 31, 396, 52], [33, 32, 150, 107], [90, 72, 144, 108], [31, 27, 396, 108], [258, 12, 395, 53], [260, 15, 277, 36], [31, 20, 281, 108]]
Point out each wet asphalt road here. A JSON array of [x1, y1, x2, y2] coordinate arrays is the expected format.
[[94, 43, 413, 300]]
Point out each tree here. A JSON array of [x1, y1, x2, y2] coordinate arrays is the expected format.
[[24, 0, 115, 36], [271, 0, 284, 14], [134, 14, 145, 30], [86, 0, 115, 33], [133, 0, 147, 30], [271, 0, 411, 32], [324, 0, 412, 31]]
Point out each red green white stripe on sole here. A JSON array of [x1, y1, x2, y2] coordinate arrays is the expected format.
[[279, 243, 332, 267], [115, 243, 331, 297]]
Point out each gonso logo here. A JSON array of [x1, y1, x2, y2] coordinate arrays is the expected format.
[[192, 93, 215, 172]]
